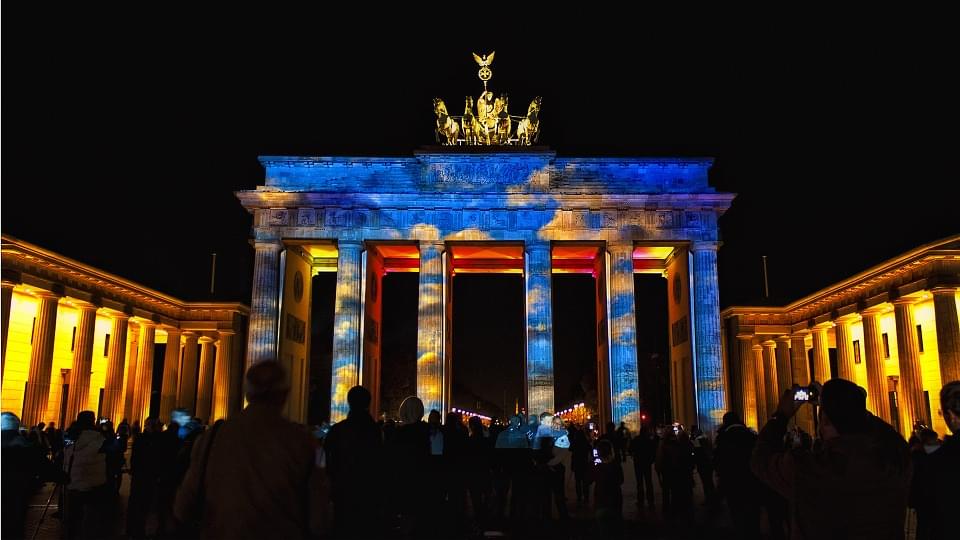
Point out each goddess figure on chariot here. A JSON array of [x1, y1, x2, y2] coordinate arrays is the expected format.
[[433, 51, 542, 146]]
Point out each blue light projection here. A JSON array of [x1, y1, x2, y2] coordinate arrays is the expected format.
[[239, 152, 733, 429]]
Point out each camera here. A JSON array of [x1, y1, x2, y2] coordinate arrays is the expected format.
[[793, 384, 820, 404]]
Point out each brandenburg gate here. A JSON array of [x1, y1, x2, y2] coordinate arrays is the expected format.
[[235, 54, 735, 434]]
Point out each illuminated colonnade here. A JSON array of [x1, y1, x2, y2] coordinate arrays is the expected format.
[[722, 235, 960, 437], [238, 151, 735, 435], [1, 237, 249, 427]]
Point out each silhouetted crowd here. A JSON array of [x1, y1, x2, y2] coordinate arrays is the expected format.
[[3, 363, 959, 540]]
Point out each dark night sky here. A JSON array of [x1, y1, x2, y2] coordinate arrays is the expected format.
[[4, 10, 957, 415]]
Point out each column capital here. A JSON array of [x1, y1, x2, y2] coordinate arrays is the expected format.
[[751, 344, 764, 352], [690, 240, 720, 252], [418, 240, 446, 252], [216, 329, 237, 337], [198, 335, 216, 344], [606, 242, 634, 254], [34, 289, 63, 300], [762, 340, 777, 349], [834, 314, 859, 325], [525, 241, 551, 254], [337, 239, 364, 249], [736, 334, 754, 342], [931, 286, 958, 296], [109, 312, 131, 322], [860, 304, 889, 317], [812, 321, 834, 331], [181, 330, 198, 339], [1, 280, 17, 290], [775, 335, 792, 344], [159, 324, 181, 333], [253, 239, 283, 250], [893, 297, 918, 306], [69, 300, 99, 313], [790, 330, 810, 339]]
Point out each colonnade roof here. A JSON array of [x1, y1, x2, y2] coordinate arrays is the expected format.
[[2, 235, 249, 330], [721, 235, 960, 330]]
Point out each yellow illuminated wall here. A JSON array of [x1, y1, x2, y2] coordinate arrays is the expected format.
[[86, 315, 112, 413], [43, 305, 78, 426], [279, 248, 313, 423], [665, 249, 695, 427], [914, 299, 946, 436], [2, 292, 39, 415]]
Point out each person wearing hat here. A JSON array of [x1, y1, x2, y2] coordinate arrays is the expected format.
[[751, 379, 911, 539]]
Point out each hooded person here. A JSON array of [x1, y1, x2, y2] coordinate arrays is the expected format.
[[752, 379, 911, 539], [63, 410, 108, 539], [389, 396, 430, 536]]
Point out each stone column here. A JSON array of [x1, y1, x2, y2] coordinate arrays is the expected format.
[[158, 328, 181, 423], [101, 314, 129, 422], [526, 242, 556, 418], [811, 323, 832, 383], [762, 341, 779, 422], [860, 309, 891, 422], [195, 336, 216, 423], [691, 242, 727, 436], [212, 330, 235, 421], [178, 332, 199, 411], [65, 304, 98, 422], [330, 240, 363, 423], [21, 292, 60, 427], [1, 279, 16, 377], [932, 288, 960, 384], [737, 336, 757, 429], [790, 332, 814, 433], [752, 345, 767, 425], [894, 299, 927, 429], [132, 323, 156, 424], [123, 324, 140, 422], [246, 240, 282, 366], [775, 337, 793, 400], [834, 317, 857, 382], [417, 241, 445, 417]]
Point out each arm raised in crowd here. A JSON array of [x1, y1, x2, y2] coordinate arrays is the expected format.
[[750, 390, 804, 500]]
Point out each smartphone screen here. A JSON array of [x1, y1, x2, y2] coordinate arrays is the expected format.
[[794, 388, 810, 401], [592, 448, 601, 465]]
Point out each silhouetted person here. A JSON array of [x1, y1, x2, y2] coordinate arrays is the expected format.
[[174, 361, 322, 538], [465, 415, 493, 530], [569, 424, 592, 506], [324, 385, 384, 539], [127, 417, 164, 538], [592, 439, 623, 539], [914, 380, 960, 540], [628, 425, 657, 509], [442, 411, 469, 534], [63, 411, 107, 540], [2, 412, 57, 539], [389, 396, 430, 538], [616, 422, 630, 462], [494, 414, 533, 526], [752, 379, 911, 539], [714, 412, 761, 540], [690, 425, 715, 505]]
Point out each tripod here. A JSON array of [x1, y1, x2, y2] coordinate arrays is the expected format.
[[31, 481, 62, 540]]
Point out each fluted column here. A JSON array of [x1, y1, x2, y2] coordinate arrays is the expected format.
[[22, 292, 60, 427], [775, 337, 793, 400], [416, 241, 445, 418], [526, 242, 557, 419], [1, 279, 16, 377], [123, 325, 140, 422], [195, 336, 216, 423], [811, 324, 832, 383], [330, 240, 363, 423], [158, 328, 182, 423], [762, 341, 779, 423], [932, 288, 960, 384], [790, 332, 814, 433], [65, 304, 98, 423], [834, 318, 856, 382], [737, 336, 757, 429], [132, 323, 156, 424], [212, 330, 235, 421], [101, 314, 129, 422], [246, 240, 282, 366], [752, 345, 767, 425], [178, 332, 199, 411], [691, 242, 727, 436], [608, 242, 641, 431], [894, 299, 926, 429], [861, 309, 891, 422]]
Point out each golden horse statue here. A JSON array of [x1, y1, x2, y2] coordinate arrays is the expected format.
[[461, 96, 479, 145], [516, 96, 542, 145], [432, 98, 460, 145]]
